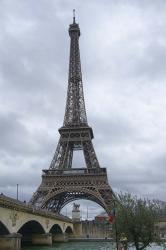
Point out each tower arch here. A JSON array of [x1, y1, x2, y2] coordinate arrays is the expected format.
[[41, 187, 111, 214]]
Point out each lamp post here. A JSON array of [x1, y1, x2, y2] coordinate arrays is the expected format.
[[16, 184, 19, 200], [87, 205, 89, 220], [86, 206, 90, 238]]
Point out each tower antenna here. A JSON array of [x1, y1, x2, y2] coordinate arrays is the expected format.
[[73, 9, 75, 23]]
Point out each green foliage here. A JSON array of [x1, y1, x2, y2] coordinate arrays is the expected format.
[[113, 193, 162, 250]]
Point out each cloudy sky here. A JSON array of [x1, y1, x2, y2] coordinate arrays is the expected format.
[[0, 0, 166, 218]]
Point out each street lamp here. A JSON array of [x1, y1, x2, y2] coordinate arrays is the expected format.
[[16, 184, 19, 200]]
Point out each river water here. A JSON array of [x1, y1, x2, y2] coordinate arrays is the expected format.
[[22, 242, 166, 250]]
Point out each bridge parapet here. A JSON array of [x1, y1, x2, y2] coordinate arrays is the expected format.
[[0, 194, 71, 223]]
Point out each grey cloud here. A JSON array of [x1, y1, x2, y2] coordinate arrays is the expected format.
[[0, 112, 32, 155], [91, 115, 136, 144], [0, 112, 58, 157]]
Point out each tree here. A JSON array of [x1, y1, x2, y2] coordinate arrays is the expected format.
[[113, 193, 162, 250]]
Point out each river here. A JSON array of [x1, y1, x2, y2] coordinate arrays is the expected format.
[[22, 242, 166, 250]]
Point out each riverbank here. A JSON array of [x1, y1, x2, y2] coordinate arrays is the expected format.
[[22, 241, 166, 250], [69, 237, 113, 242]]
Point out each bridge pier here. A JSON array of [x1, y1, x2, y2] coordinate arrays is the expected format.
[[32, 233, 52, 246], [0, 233, 22, 250], [52, 233, 68, 242], [73, 222, 82, 237]]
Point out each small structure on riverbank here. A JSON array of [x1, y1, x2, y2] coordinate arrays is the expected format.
[[72, 203, 81, 222]]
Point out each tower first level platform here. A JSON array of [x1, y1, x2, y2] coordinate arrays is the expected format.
[[32, 167, 113, 214]]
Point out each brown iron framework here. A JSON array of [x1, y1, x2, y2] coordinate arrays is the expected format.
[[29, 13, 114, 214]]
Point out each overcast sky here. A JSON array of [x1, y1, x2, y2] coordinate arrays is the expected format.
[[0, 0, 166, 218]]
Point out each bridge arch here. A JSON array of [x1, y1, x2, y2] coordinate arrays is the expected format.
[[0, 221, 10, 235], [49, 224, 63, 234], [41, 187, 109, 214], [17, 220, 45, 245], [65, 225, 73, 234], [49, 223, 65, 242], [15, 217, 47, 234]]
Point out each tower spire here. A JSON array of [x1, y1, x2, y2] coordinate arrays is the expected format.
[[73, 9, 75, 23], [64, 12, 87, 127]]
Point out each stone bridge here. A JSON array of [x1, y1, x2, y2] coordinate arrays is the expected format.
[[0, 194, 74, 250]]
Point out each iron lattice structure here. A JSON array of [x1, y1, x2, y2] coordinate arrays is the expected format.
[[30, 15, 114, 214]]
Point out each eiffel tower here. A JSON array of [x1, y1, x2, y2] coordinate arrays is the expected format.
[[30, 11, 114, 214]]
